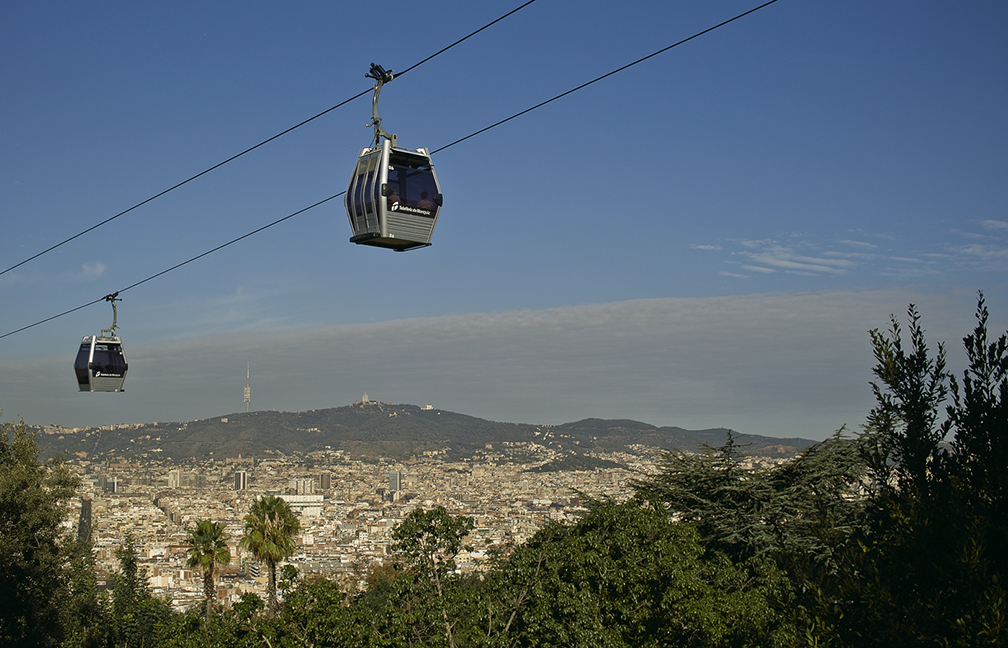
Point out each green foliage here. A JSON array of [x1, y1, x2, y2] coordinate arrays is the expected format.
[[61, 534, 112, 648], [392, 506, 475, 581], [946, 294, 1008, 558], [865, 305, 948, 495], [843, 295, 1008, 646], [240, 495, 299, 615], [0, 416, 80, 648], [278, 563, 300, 597], [633, 433, 769, 561], [389, 506, 476, 648], [485, 504, 792, 648], [154, 597, 276, 648], [631, 429, 872, 646], [111, 531, 173, 648], [271, 505, 792, 648], [632, 431, 865, 566], [185, 519, 231, 622], [279, 576, 376, 647], [766, 430, 866, 570], [524, 454, 623, 473]]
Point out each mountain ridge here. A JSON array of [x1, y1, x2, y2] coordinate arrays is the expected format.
[[29, 402, 817, 462]]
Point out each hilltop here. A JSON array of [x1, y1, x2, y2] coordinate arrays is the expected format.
[[29, 401, 816, 462]]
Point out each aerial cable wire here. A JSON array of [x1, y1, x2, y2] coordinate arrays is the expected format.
[[0, 194, 343, 340], [433, 0, 781, 154], [0, 0, 540, 279], [0, 90, 368, 281], [1, 0, 782, 341]]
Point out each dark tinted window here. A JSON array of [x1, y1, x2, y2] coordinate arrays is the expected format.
[[387, 154, 440, 218], [364, 168, 377, 215], [352, 172, 366, 217], [74, 342, 91, 386], [92, 343, 127, 376]]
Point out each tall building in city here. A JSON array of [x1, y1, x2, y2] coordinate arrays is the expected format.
[[235, 470, 248, 491], [168, 470, 180, 489], [388, 470, 402, 492], [319, 472, 331, 490]]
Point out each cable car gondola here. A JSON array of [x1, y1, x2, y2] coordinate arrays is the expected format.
[[74, 293, 128, 392], [345, 64, 443, 251]]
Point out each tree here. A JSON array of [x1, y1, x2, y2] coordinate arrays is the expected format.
[[864, 305, 948, 495], [945, 293, 1008, 562], [844, 295, 1008, 646], [632, 431, 865, 565], [631, 431, 869, 644], [110, 531, 173, 648], [240, 495, 299, 615], [61, 533, 111, 648], [390, 506, 475, 648], [0, 415, 80, 648], [154, 592, 267, 648], [489, 504, 792, 648], [185, 519, 231, 622]]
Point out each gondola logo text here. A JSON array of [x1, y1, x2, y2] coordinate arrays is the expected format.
[[390, 203, 432, 217]]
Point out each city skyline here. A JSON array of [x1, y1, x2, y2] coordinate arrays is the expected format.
[[68, 427, 659, 611]]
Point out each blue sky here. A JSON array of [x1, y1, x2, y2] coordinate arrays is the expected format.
[[2, 0, 1006, 440]]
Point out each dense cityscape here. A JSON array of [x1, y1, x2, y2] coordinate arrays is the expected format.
[[57, 397, 787, 613], [65, 403, 644, 612]]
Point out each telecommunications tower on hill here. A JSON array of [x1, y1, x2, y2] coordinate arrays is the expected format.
[[244, 362, 251, 413]]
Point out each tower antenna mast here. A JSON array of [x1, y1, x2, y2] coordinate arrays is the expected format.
[[244, 362, 251, 413]]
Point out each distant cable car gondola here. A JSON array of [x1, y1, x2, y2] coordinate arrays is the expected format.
[[74, 293, 128, 392], [345, 64, 443, 251]]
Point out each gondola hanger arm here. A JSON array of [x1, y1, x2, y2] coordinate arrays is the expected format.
[[365, 63, 397, 148], [102, 292, 121, 337]]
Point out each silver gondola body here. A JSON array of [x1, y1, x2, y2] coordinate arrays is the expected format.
[[345, 139, 442, 251], [74, 335, 128, 392]]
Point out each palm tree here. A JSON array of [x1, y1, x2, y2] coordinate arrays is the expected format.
[[185, 519, 231, 622], [240, 495, 299, 615]]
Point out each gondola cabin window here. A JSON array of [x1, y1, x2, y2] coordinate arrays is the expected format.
[[386, 156, 440, 219], [92, 342, 127, 376], [74, 341, 92, 388]]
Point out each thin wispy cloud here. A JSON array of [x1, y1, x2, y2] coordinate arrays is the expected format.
[[737, 241, 854, 276], [740, 265, 777, 274], [839, 239, 877, 249], [953, 243, 1008, 265], [74, 262, 106, 282], [823, 251, 874, 260], [691, 225, 1008, 283]]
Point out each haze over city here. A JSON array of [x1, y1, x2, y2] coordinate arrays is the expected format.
[[3, 1, 1007, 440]]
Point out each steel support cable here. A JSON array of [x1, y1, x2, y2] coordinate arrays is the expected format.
[[1, 0, 781, 340], [0, 0, 541, 279], [0, 194, 343, 340], [434, 0, 780, 154]]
